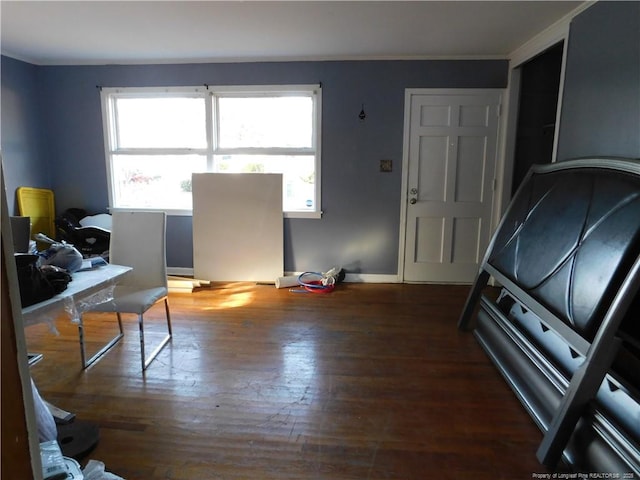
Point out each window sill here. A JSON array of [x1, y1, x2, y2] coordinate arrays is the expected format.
[[284, 211, 323, 219], [111, 208, 322, 219]]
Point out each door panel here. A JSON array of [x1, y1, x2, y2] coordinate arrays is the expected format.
[[402, 90, 501, 283], [419, 136, 448, 201], [415, 217, 444, 263]]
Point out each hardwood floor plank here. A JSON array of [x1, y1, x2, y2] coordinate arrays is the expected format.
[[25, 283, 550, 479]]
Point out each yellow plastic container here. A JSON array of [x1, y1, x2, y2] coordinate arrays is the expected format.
[[16, 186, 56, 242]]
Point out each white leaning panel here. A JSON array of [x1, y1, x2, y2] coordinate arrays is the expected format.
[[192, 173, 283, 283]]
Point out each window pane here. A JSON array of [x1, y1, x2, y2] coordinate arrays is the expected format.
[[115, 97, 207, 149], [214, 155, 315, 211], [111, 154, 207, 209], [218, 97, 313, 149]]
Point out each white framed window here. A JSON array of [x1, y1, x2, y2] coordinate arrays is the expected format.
[[100, 85, 322, 218]]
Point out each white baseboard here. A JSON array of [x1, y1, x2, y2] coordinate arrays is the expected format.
[[167, 267, 195, 277], [286, 272, 399, 283], [166, 267, 399, 284], [342, 273, 399, 283]]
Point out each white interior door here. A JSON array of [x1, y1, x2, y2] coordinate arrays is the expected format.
[[401, 89, 501, 283]]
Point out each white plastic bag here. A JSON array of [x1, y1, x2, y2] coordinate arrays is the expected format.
[[31, 378, 57, 442], [35, 233, 83, 272], [82, 460, 125, 480]]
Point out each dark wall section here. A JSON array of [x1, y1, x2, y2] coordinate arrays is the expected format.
[[511, 41, 564, 195], [557, 1, 640, 161], [1, 56, 49, 215]]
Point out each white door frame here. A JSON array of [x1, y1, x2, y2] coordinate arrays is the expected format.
[[397, 88, 504, 283]]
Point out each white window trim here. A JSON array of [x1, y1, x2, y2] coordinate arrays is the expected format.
[[100, 84, 322, 219]]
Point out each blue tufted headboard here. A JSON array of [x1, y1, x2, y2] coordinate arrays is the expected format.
[[459, 157, 640, 472], [488, 161, 640, 341]]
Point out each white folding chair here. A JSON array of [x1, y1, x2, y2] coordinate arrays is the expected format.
[[78, 211, 172, 371]]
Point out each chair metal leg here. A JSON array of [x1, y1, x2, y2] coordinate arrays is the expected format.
[[138, 313, 146, 371], [79, 312, 125, 369], [164, 297, 172, 335], [139, 297, 172, 371]]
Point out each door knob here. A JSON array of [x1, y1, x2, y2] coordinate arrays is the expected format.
[[410, 198, 417, 205]]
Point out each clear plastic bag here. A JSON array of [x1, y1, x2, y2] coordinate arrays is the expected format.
[[35, 233, 83, 273], [82, 460, 125, 480]]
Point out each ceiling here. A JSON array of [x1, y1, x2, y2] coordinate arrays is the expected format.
[[1, 1, 584, 66]]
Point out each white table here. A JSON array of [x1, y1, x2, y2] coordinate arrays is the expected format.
[[22, 264, 131, 327], [23, 263, 132, 431]]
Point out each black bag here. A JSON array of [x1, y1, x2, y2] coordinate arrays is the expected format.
[[41, 266, 72, 295], [15, 254, 56, 307]]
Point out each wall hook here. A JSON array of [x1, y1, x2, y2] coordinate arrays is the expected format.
[[359, 104, 366, 121]]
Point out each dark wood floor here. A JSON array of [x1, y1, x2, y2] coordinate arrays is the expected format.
[[25, 282, 551, 479]]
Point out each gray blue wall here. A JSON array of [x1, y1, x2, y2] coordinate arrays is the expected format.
[[556, 0, 640, 160], [1, 57, 49, 210], [3, 1, 639, 275], [2, 58, 507, 273]]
